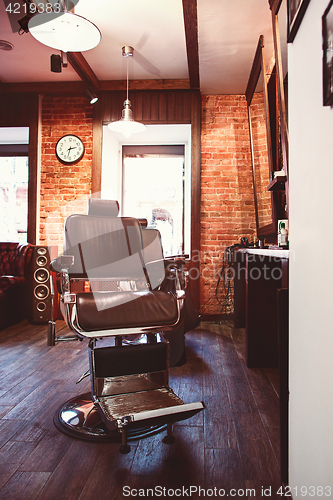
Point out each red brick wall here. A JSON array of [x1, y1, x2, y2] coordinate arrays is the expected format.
[[40, 95, 93, 251], [200, 95, 256, 315]]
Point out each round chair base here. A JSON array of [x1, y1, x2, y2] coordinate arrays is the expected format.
[[53, 392, 167, 442]]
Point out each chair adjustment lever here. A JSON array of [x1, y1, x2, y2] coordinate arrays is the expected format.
[[55, 335, 80, 342], [47, 321, 80, 346], [76, 369, 90, 384]]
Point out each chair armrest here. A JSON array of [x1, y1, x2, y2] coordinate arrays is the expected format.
[[164, 254, 189, 264], [165, 254, 189, 259], [164, 255, 188, 276], [163, 256, 189, 291], [50, 256, 74, 295], [144, 257, 186, 292], [145, 258, 165, 267], [50, 255, 74, 273]]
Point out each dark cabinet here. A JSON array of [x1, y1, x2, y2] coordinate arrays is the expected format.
[[233, 248, 289, 485]]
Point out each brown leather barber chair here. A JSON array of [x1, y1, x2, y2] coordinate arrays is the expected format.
[[48, 199, 204, 453]]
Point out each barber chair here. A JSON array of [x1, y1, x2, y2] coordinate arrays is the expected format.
[[48, 199, 204, 453]]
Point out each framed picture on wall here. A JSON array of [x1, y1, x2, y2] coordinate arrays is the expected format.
[[287, 0, 311, 42], [323, 0, 333, 106]]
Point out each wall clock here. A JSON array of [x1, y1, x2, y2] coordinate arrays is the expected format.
[[55, 134, 85, 164]]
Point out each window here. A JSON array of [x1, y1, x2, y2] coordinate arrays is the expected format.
[[102, 124, 192, 258], [122, 145, 185, 256], [0, 156, 29, 243]]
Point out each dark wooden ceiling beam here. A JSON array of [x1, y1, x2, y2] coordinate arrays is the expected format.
[[0, 79, 191, 94], [99, 79, 191, 91], [67, 52, 101, 90], [1, 81, 86, 94], [245, 35, 264, 106], [182, 0, 200, 89]]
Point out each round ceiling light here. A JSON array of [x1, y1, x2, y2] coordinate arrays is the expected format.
[[28, 12, 101, 53]]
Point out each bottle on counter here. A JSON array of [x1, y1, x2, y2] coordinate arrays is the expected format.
[[278, 222, 288, 247]]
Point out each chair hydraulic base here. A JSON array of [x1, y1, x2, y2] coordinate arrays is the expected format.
[[53, 392, 167, 443]]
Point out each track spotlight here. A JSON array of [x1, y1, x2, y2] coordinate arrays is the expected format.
[[50, 52, 68, 73], [51, 54, 62, 73], [85, 88, 98, 104]]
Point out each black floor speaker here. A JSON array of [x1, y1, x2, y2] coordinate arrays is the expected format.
[[26, 245, 52, 324]]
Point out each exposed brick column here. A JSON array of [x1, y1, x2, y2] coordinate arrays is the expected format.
[[40, 95, 93, 253], [200, 95, 256, 315]]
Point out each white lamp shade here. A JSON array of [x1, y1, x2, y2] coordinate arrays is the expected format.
[[28, 12, 101, 53], [108, 119, 146, 138], [108, 100, 146, 138]]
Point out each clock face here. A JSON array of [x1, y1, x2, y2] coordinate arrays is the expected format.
[[55, 135, 85, 164]]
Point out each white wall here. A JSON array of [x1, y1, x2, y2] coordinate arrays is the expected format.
[[0, 127, 29, 144], [101, 127, 122, 200], [289, 0, 333, 492]]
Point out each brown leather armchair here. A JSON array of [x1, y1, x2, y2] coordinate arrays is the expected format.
[[48, 199, 204, 453]]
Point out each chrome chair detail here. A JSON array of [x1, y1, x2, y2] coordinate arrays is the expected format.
[[48, 199, 204, 452]]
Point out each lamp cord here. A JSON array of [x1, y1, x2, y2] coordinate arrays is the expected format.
[[126, 55, 129, 101]]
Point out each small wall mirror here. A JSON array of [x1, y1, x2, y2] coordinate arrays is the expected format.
[[278, 0, 288, 95], [270, 0, 289, 209], [246, 35, 276, 241]]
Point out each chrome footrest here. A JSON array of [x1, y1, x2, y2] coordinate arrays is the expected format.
[[94, 387, 204, 431]]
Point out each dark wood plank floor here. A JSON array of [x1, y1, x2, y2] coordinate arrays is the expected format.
[[0, 320, 282, 499]]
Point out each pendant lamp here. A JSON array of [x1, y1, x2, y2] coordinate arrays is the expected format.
[[28, 5, 101, 53], [108, 46, 146, 138]]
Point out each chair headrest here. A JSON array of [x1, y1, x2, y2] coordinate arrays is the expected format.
[[88, 199, 119, 217]]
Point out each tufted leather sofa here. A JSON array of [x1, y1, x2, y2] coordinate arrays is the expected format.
[[0, 242, 33, 330]]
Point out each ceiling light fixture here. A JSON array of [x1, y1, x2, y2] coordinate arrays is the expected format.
[[85, 88, 98, 104], [108, 46, 146, 138], [27, 3, 101, 53]]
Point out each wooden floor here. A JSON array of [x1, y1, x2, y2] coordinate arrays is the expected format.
[[0, 320, 282, 499]]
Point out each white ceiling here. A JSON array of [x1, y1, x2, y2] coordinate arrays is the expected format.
[[0, 0, 275, 94]]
